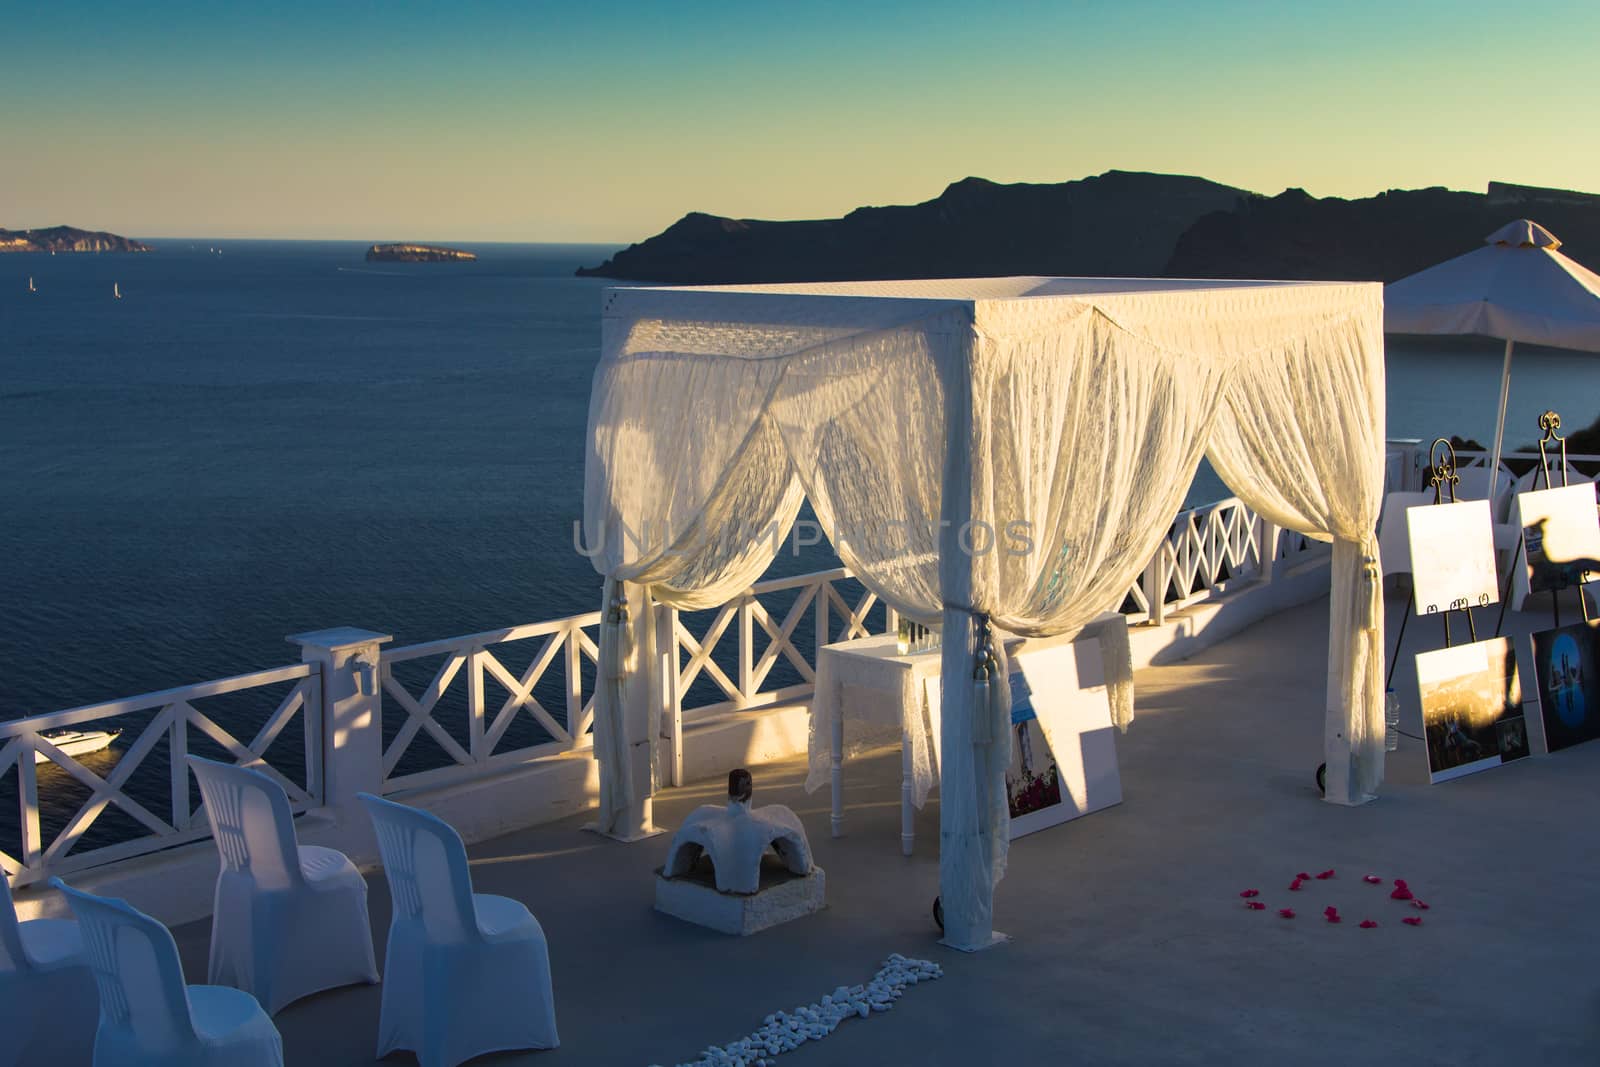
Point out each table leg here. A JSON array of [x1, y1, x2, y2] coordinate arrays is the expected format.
[[901, 729, 915, 856], [831, 681, 845, 838]]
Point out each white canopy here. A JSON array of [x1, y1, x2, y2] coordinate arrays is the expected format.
[[1385, 220, 1600, 493], [583, 276, 1387, 949]]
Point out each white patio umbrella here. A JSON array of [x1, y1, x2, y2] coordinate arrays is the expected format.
[[1385, 219, 1600, 496]]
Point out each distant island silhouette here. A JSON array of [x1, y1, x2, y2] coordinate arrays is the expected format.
[[577, 171, 1600, 285], [366, 243, 476, 263], [0, 226, 151, 254]]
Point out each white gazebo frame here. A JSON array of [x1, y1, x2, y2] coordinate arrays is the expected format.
[[582, 276, 1388, 950]]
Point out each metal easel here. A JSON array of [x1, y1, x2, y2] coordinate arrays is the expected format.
[[1384, 438, 1485, 690], [1494, 410, 1594, 634]]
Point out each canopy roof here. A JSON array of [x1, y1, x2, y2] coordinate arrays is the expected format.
[[1384, 220, 1600, 352]]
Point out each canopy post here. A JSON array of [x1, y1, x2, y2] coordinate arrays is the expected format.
[[587, 580, 664, 843], [1487, 339, 1515, 500]]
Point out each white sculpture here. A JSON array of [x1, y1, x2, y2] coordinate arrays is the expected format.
[[656, 770, 824, 935], [663, 769, 813, 894]]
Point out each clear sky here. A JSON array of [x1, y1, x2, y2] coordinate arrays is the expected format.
[[3, 0, 1597, 243]]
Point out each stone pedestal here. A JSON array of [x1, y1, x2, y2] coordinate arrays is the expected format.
[[654, 864, 826, 936]]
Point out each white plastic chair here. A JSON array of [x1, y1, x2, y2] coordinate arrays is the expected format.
[[360, 793, 558, 1066], [187, 756, 377, 1014], [1, 873, 98, 1067], [1376, 490, 1435, 575], [1454, 465, 1515, 523], [51, 879, 283, 1067]]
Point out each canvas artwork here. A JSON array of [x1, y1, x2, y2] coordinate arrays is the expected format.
[[1516, 482, 1600, 594], [1531, 620, 1600, 753], [1414, 637, 1529, 783], [1407, 499, 1499, 616], [1002, 638, 1122, 840], [1005, 703, 1062, 822]]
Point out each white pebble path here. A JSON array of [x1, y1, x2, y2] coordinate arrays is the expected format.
[[648, 953, 944, 1067]]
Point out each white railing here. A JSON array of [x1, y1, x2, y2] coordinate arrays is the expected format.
[[375, 570, 889, 793], [1, 664, 321, 888], [6, 492, 1327, 887], [379, 613, 603, 794]]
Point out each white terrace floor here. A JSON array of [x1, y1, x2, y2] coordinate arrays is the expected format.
[[165, 595, 1600, 1066]]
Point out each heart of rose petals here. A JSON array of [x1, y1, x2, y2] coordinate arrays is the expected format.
[[1316, 869, 1336, 880], [1359, 919, 1378, 928], [1402, 916, 1423, 926], [1278, 908, 1295, 918], [1412, 899, 1429, 910], [1363, 875, 1381, 884], [1391, 886, 1414, 900], [1239, 889, 1260, 898], [1245, 901, 1266, 910]]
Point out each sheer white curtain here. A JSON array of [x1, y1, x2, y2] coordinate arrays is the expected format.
[[1205, 298, 1388, 803], [585, 319, 808, 836]]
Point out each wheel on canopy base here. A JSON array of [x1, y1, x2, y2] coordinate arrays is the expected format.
[[932, 895, 944, 932], [1316, 762, 1327, 797]]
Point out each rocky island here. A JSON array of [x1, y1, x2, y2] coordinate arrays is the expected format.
[[0, 226, 151, 253], [366, 243, 477, 263], [577, 171, 1600, 284]]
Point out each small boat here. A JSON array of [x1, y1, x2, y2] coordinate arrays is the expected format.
[[35, 728, 122, 764], [28, 276, 37, 293], [113, 282, 122, 300]]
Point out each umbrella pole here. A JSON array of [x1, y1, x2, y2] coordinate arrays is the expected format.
[[1487, 339, 1515, 500]]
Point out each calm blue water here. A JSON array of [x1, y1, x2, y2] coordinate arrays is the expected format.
[[2, 244, 1598, 723]]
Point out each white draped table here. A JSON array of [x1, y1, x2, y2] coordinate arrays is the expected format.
[[809, 613, 1134, 855]]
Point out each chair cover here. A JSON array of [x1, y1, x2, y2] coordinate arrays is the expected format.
[[359, 794, 558, 1067], [52, 879, 282, 1067], [1, 873, 98, 1067], [187, 756, 378, 1014]]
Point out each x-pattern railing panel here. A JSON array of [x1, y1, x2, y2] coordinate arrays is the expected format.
[[1, 664, 320, 887], [379, 613, 602, 790], [674, 569, 888, 719]]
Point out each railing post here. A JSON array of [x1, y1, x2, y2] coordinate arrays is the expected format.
[[18, 737, 41, 876], [737, 596, 754, 707], [1142, 553, 1167, 626], [1258, 517, 1278, 584], [466, 645, 486, 761], [656, 603, 683, 788], [289, 628, 392, 816], [815, 576, 831, 652], [169, 706, 190, 831]]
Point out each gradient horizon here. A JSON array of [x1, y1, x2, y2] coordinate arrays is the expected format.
[[3, 0, 1597, 243]]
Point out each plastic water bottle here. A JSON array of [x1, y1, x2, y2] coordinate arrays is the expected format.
[[1385, 688, 1400, 751]]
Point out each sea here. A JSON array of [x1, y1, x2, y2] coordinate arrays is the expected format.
[[3, 242, 1598, 851]]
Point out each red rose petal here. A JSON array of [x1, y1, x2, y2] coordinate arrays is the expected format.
[[1278, 908, 1295, 918], [1391, 887, 1414, 900], [1245, 901, 1266, 910], [1326, 913, 1342, 923], [1359, 919, 1378, 928], [1402, 916, 1422, 926], [1394, 879, 1408, 888], [1363, 875, 1381, 884], [1316, 869, 1336, 880], [1296, 872, 1311, 881], [1289, 879, 1304, 891], [1239, 889, 1259, 898], [1412, 899, 1429, 910]]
